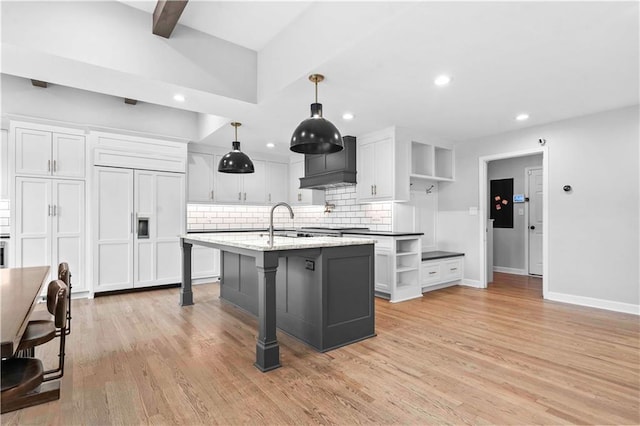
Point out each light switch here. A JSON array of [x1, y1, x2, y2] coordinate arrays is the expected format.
[[518, 208, 524, 216]]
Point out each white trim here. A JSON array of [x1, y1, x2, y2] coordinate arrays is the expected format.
[[460, 278, 483, 288], [478, 146, 548, 297], [421, 281, 458, 293], [493, 266, 527, 275], [193, 277, 220, 285], [546, 291, 640, 315], [524, 166, 543, 276]]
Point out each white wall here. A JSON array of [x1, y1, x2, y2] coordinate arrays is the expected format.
[[438, 106, 639, 309], [488, 154, 542, 271]]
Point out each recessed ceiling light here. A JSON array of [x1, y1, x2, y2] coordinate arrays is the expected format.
[[515, 113, 530, 121], [266, 143, 275, 148], [342, 112, 355, 120], [434, 75, 451, 86], [173, 94, 185, 102]]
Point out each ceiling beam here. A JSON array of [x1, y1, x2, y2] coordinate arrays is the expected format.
[[152, 0, 188, 38]]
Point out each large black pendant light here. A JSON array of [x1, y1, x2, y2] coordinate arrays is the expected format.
[[290, 74, 344, 154], [218, 122, 255, 174]]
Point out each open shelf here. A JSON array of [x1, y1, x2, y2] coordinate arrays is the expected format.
[[396, 266, 418, 273], [410, 141, 455, 182]]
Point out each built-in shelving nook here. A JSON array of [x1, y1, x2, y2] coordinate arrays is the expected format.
[[409, 141, 455, 181]]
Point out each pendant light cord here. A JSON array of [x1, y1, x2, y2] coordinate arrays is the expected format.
[[315, 80, 318, 103]]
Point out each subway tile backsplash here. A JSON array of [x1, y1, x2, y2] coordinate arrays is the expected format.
[[187, 185, 393, 232]]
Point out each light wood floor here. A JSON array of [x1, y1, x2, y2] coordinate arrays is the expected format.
[[3, 273, 639, 425]]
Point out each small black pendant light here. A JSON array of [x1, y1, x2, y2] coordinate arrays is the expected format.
[[290, 74, 344, 155], [218, 122, 255, 174]]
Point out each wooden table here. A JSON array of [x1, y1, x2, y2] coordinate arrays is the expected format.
[[1, 266, 61, 414], [1, 266, 50, 358]]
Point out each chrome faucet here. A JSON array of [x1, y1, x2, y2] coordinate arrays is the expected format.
[[269, 202, 294, 247]]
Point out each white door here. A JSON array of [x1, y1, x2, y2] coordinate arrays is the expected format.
[[95, 167, 134, 291], [52, 133, 85, 179], [357, 142, 376, 201], [528, 168, 543, 275], [52, 180, 85, 292], [374, 138, 394, 199], [15, 178, 52, 268], [242, 159, 266, 203], [266, 162, 288, 204], [15, 128, 52, 176], [134, 170, 155, 287], [187, 152, 214, 202]]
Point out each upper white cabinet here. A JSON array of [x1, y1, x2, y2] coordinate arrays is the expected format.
[[187, 152, 215, 202], [356, 127, 410, 203], [410, 141, 455, 181], [289, 159, 324, 205], [15, 128, 85, 179], [15, 177, 86, 292], [266, 162, 288, 204], [214, 156, 266, 204], [1, 129, 8, 198]]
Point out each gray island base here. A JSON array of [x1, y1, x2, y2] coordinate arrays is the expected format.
[[180, 233, 376, 372]]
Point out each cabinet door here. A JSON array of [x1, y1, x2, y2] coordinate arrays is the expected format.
[[375, 248, 393, 293], [1, 129, 8, 198], [53, 133, 85, 178], [192, 246, 220, 279], [187, 152, 214, 202], [153, 172, 184, 285], [373, 138, 394, 199], [52, 180, 85, 292], [15, 128, 52, 176], [15, 178, 52, 269], [134, 170, 155, 287], [356, 142, 376, 201], [242, 159, 266, 203], [94, 167, 134, 292], [214, 155, 242, 203], [266, 162, 288, 204], [289, 160, 304, 204]]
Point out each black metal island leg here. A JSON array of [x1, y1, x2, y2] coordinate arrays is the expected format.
[[254, 251, 281, 372]]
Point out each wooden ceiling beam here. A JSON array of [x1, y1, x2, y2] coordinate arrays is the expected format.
[[152, 0, 188, 38]]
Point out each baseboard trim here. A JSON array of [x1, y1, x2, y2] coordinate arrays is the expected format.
[[460, 279, 482, 288], [546, 291, 640, 315], [493, 266, 527, 275], [193, 277, 220, 285]]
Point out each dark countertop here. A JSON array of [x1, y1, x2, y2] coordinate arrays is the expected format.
[[422, 251, 464, 261], [342, 231, 424, 237]]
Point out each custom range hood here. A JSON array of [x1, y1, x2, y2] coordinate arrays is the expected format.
[[299, 136, 356, 189]]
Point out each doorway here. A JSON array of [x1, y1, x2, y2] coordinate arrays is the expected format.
[[478, 147, 548, 298]]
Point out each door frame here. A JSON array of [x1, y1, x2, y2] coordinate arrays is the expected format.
[[478, 146, 549, 298], [524, 166, 543, 275]]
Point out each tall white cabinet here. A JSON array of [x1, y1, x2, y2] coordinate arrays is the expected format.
[[14, 177, 86, 292], [94, 167, 185, 292], [11, 122, 87, 293]]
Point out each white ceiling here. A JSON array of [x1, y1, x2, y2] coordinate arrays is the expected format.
[[3, 1, 639, 155]]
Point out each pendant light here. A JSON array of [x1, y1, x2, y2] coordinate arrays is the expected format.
[[290, 74, 344, 154], [218, 122, 255, 174]]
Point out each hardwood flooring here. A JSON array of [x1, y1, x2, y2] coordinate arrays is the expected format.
[[3, 273, 638, 425]]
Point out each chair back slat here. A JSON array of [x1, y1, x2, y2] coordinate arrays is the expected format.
[[45, 280, 68, 329]]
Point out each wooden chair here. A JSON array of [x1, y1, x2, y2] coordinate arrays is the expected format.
[[30, 263, 72, 336], [16, 279, 68, 382], [0, 358, 45, 414]]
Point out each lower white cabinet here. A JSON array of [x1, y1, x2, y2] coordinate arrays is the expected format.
[[421, 256, 464, 291], [94, 167, 185, 293], [15, 177, 86, 292], [192, 245, 220, 280]]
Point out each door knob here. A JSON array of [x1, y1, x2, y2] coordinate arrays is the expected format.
[[529, 225, 536, 230]]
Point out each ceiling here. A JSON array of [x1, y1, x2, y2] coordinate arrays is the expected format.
[[2, 1, 638, 155]]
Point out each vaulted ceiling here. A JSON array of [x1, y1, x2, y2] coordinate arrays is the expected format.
[[1, 1, 638, 154]]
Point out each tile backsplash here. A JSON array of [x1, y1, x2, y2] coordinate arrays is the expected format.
[[0, 199, 9, 234], [187, 185, 393, 232]]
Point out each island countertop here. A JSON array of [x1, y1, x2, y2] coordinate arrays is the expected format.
[[182, 232, 375, 252]]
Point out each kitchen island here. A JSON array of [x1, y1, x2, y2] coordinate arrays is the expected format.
[[180, 233, 375, 372]]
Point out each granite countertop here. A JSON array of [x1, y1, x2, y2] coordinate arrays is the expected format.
[[422, 251, 465, 261], [183, 232, 376, 252], [342, 231, 424, 237]]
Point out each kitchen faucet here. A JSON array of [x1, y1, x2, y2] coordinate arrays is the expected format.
[[269, 202, 294, 247]]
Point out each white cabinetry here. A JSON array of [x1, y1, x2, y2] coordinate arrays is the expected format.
[[94, 167, 185, 292], [1, 129, 8, 198], [15, 177, 86, 292], [15, 127, 85, 179], [214, 156, 266, 203], [356, 127, 410, 203], [344, 233, 422, 302], [187, 152, 215, 202], [421, 255, 464, 291], [289, 159, 324, 205], [192, 245, 220, 280], [266, 162, 288, 204], [410, 141, 455, 181]]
